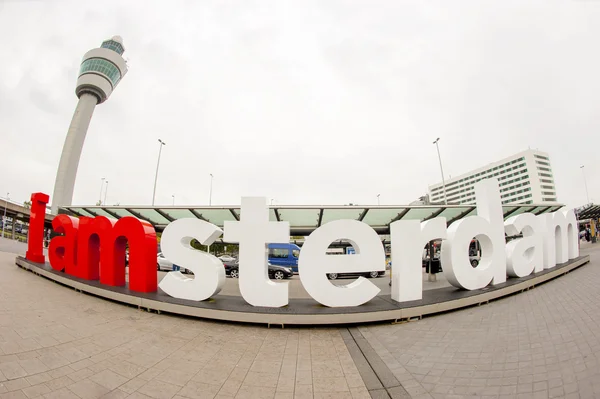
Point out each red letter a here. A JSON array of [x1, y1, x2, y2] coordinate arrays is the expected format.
[[48, 215, 79, 272]]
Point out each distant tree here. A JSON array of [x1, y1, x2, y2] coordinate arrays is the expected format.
[[96, 200, 102, 206], [23, 201, 31, 209]]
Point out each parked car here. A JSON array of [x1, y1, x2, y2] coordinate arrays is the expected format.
[[223, 260, 293, 280], [218, 255, 237, 263], [268, 243, 301, 272], [326, 270, 385, 280], [157, 252, 188, 273], [421, 255, 480, 270]]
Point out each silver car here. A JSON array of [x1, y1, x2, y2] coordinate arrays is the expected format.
[[157, 252, 188, 273]]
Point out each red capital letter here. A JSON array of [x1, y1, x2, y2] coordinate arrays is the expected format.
[[100, 217, 157, 293], [25, 192, 49, 264], [48, 215, 79, 272]]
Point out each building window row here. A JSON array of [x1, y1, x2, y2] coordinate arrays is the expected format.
[[502, 193, 532, 204], [500, 180, 530, 193], [540, 178, 554, 184], [443, 173, 531, 203], [542, 191, 555, 196], [498, 166, 526, 181], [541, 184, 555, 189], [534, 154, 549, 161], [501, 187, 531, 199], [537, 166, 552, 172], [535, 159, 550, 166], [430, 157, 526, 193], [539, 172, 553, 178], [79, 58, 122, 87], [543, 197, 557, 202], [101, 40, 125, 55]]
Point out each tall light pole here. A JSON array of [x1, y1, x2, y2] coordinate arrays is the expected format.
[[98, 177, 105, 205], [172, 195, 175, 206], [104, 181, 109, 205], [433, 138, 448, 205], [581, 165, 590, 204], [152, 139, 166, 206], [2, 193, 9, 239], [377, 194, 381, 206], [209, 173, 214, 206]]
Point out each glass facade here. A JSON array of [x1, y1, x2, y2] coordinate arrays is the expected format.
[[79, 58, 121, 87], [63, 204, 563, 233], [101, 40, 124, 55]]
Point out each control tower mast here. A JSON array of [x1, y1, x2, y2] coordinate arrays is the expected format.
[[51, 36, 128, 214]]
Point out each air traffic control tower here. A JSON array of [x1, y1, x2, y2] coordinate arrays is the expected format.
[[51, 36, 128, 214]]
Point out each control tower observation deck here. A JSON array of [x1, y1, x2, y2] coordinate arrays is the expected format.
[[51, 36, 128, 214]]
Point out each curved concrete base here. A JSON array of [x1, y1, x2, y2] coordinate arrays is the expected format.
[[15, 256, 589, 326]]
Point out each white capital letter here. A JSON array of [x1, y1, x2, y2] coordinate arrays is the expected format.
[[224, 197, 290, 307], [298, 220, 385, 307], [390, 217, 447, 302], [442, 179, 506, 290], [159, 218, 226, 301]]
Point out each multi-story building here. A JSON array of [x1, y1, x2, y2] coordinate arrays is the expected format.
[[428, 149, 558, 205]]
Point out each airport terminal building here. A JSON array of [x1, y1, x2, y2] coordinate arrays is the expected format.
[[428, 149, 558, 205]]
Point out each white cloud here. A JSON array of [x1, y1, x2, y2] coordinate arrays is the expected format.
[[0, 0, 598, 209]]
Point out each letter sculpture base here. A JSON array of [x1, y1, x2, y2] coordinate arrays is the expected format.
[[14, 254, 590, 326]]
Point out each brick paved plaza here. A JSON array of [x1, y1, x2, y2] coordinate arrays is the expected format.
[[358, 243, 600, 399], [0, 242, 597, 398]]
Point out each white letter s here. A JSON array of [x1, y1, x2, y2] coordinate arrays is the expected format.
[[159, 218, 226, 301]]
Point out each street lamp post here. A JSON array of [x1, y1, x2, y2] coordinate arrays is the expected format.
[[377, 194, 381, 206], [2, 193, 9, 239], [104, 181, 109, 205], [172, 195, 175, 206], [433, 138, 448, 205], [430, 137, 448, 284], [581, 165, 590, 204], [152, 139, 166, 206], [209, 173, 214, 206], [98, 177, 105, 205]]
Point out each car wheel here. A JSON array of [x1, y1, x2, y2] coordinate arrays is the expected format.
[[273, 271, 285, 280], [230, 269, 239, 278], [327, 273, 338, 280], [157, 263, 160, 271], [369, 271, 379, 278], [471, 259, 479, 267]]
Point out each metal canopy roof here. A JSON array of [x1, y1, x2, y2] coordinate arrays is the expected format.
[[576, 204, 600, 221], [61, 203, 564, 235]]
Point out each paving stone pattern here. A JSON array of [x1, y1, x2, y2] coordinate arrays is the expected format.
[[1, 241, 599, 399], [0, 252, 370, 399], [359, 243, 600, 399]]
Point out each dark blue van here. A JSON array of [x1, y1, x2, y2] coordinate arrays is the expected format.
[[268, 243, 301, 272]]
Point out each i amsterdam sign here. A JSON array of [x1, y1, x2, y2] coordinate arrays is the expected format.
[[25, 179, 579, 308]]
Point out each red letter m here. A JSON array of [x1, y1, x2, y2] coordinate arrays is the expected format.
[[77, 216, 157, 293]]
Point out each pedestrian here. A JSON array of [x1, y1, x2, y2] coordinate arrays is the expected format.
[[585, 225, 591, 242]]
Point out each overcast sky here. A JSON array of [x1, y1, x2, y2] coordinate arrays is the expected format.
[[0, 1, 598, 211]]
